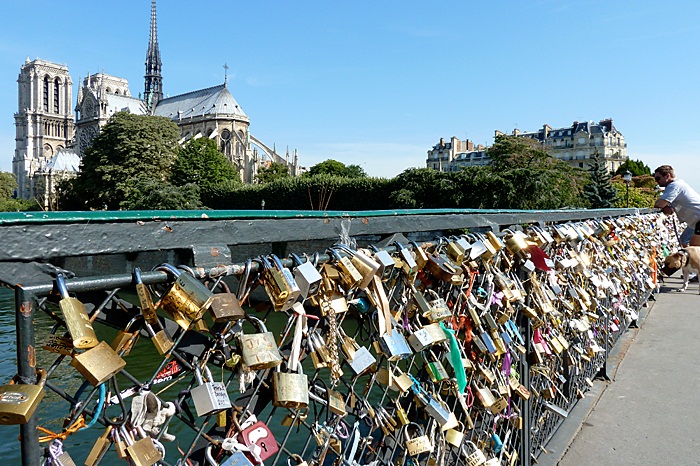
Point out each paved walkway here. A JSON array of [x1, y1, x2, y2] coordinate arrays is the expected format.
[[554, 276, 700, 465]]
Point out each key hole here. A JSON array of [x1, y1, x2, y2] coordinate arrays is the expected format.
[[259, 441, 268, 452]]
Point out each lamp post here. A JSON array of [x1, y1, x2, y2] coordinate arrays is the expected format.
[[261, 199, 265, 210], [623, 170, 632, 208]]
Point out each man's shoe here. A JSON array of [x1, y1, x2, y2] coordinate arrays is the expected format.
[[690, 274, 699, 283]]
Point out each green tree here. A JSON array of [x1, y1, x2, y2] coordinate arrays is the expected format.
[[305, 159, 367, 178], [120, 178, 203, 210], [62, 112, 180, 210], [583, 151, 618, 208], [256, 162, 290, 184], [171, 138, 240, 188], [0, 172, 17, 199], [614, 158, 651, 177]]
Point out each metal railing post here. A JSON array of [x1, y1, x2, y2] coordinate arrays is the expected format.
[[519, 313, 532, 466], [15, 286, 41, 466]]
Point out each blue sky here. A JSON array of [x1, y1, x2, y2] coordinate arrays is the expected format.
[[2, 0, 700, 187]]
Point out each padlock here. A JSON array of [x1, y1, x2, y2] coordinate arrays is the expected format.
[[110, 315, 142, 356], [71, 341, 126, 386], [272, 364, 309, 409], [393, 368, 414, 393], [409, 241, 430, 270], [271, 254, 302, 311], [190, 362, 232, 417], [336, 244, 380, 290], [0, 368, 47, 425], [84, 426, 113, 466], [503, 229, 531, 257], [378, 327, 412, 361], [474, 383, 496, 408], [369, 245, 396, 278], [206, 443, 255, 466], [407, 324, 439, 352], [424, 290, 452, 322], [47, 439, 77, 466], [144, 319, 174, 355], [394, 241, 418, 276], [55, 274, 98, 349], [156, 263, 215, 329], [42, 324, 75, 357], [425, 251, 460, 282], [403, 422, 433, 456], [347, 346, 377, 376], [239, 420, 279, 462], [327, 247, 363, 291], [426, 358, 450, 383], [327, 388, 347, 416], [281, 407, 308, 427], [125, 431, 163, 466], [308, 332, 330, 369], [395, 401, 410, 425], [133, 267, 158, 325], [239, 315, 283, 370], [257, 255, 293, 311], [209, 285, 246, 323], [462, 440, 487, 466], [445, 421, 465, 448], [291, 253, 323, 298]]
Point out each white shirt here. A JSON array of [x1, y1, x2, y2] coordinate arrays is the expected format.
[[660, 178, 700, 227]]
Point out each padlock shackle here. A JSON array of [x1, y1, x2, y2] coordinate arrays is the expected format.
[[132, 267, 144, 285], [289, 253, 304, 267], [155, 263, 181, 278], [270, 254, 288, 272], [241, 314, 268, 333], [334, 243, 356, 257], [55, 274, 70, 299]]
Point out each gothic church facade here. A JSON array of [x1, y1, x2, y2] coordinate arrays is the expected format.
[[14, 0, 298, 205]]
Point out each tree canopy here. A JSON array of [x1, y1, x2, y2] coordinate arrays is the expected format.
[[171, 138, 240, 188], [63, 112, 180, 209], [614, 158, 651, 177], [305, 159, 368, 178], [256, 162, 291, 184]]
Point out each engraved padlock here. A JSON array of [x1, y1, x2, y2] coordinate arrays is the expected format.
[[403, 422, 433, 456], [55, 274, 98, 349], [156, 263, 215, 329], [291, 253, 323, 298], [190, 362, 232, 417], [272, 364, 309, 409], [327, 247, 363, 291], [336, 244, 381, 290], [42, 323, 75, 357], [133, 268, 158, 325], [271, 254, 301, 311], [462, 440, 487, 466], [257, 255, 293, 311], [378, 326, 412, 362], [71, 341, 127, 386], [347, 345, 377, 376], [209, 280, 246, 323], [424, 289, 452, 322], [239, 315, 282, 370], [0, 368, 47, 425], [123, 427, 163, 466]]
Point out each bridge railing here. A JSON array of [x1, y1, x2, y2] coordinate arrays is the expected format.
[[0, 208, 669, 466]]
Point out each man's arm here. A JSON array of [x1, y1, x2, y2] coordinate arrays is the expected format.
[[654, 198, 670, 209]]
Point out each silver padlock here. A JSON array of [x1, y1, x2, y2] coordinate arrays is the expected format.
[[378, 328, 412, 361], [206, 443, 255, 466], [291, 253, 323, 298], [370, 245, 396, 278], [190, 362, 232, 417], [347, 346, 377, 376]]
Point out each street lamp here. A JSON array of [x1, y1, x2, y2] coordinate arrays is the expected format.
[[261, 199, 265, 210], [623, 169, 632, 208]]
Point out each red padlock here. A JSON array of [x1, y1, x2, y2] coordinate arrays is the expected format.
[[239, 420, 279, 463]]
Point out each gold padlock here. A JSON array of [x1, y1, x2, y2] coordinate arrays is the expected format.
[[272, 365, 309, 409], [55, 274, 98, 349], [156, 263, 215, 329], [445, 421, 465, 448], [239, 315, 282, 370], [0, 368, 47, 425], [71, 341, 127, 386], [110, 315, 142, 356], [257, 255, 293, 311], [403, 422, 433, 456]]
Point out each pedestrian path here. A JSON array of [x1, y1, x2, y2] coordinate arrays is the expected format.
[[554, 276, 700, 465]]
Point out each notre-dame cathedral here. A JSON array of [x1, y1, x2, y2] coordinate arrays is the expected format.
[[13, 0, 299, 207]]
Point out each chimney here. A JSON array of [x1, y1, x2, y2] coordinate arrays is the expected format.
[[543, 124, 551, 140], [466, 139, 474, 151], [439, 137, 445, 148]]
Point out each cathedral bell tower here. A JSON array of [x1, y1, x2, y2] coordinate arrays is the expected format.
[[143, 0, 163, 113]]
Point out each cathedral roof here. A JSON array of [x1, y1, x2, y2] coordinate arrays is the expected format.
[[103, 93, 147, 117], [42, 148, 81, 173], [154, 84, 248, 121]]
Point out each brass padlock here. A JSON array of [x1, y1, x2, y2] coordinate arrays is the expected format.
[[110, 315, 142, 356], [327, 247, 363, 291], [124, 429, 163, 466], [327, 388, 347, 416], [208, 284, 246, 323], [85, 426, 113, 466], [462, 440, 487, 466], [337, 244, 380, 290], [424, 290, 452, 322], [144, 320, 174, 355], [133, 268, 158, 325], [272, 364, 309, 409], [71, 341, 127, 386], [190, 363, 232, 417], [257, 255, 292, 311], [0, 368, 47, 425], [239, 315, 282, 370], [403, 422, 433, 456], [156, 263, 214, 329], [55, 274, 98, 349], [271, 254, 301, 311], [445, 421, 465, 448], [42, 324, 75, 357], [281, 407, 308, 427]]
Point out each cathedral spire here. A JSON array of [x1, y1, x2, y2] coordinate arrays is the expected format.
[[144, 0, 163, 113]]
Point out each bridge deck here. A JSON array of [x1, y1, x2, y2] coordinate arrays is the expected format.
[[542, 276, 700, 465]]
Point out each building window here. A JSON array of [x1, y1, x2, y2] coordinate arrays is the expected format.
[[54, 78, 60, 113], [43, 76, 50, 112], [579, 162, 584, 168]]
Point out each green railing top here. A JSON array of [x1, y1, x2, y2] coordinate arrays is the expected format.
[[0, 208, 642, 225]]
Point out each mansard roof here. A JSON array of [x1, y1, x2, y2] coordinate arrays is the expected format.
[[42, 148, 80, 172], [154, 84, 248, 121], [103, 93, 147, 117]]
